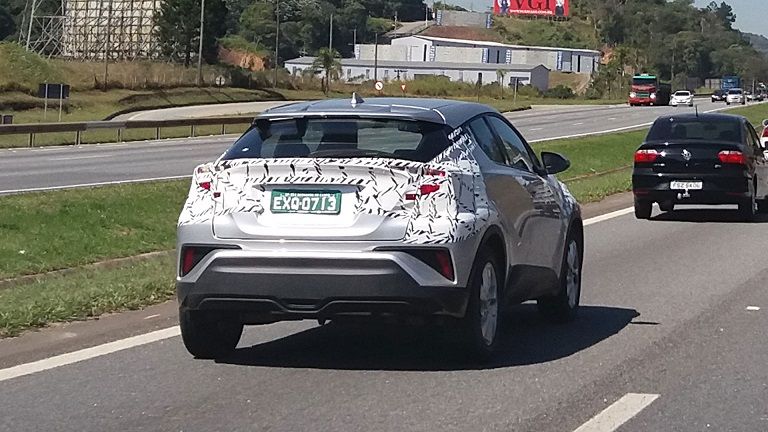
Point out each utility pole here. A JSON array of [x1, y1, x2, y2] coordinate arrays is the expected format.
[[273, 0, 279, 87], [352, 28, 356, 49], [103, 0, 112, 91], [374, 32, 378, 82], [329, 13, 333, 50], [196, 0, 206, 86]]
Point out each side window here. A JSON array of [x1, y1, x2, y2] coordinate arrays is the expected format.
[[747, 124, 761, 150], [467, 117, 505, 164], [486, 116, 535, 172]]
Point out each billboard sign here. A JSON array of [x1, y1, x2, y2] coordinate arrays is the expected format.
[[493, 0, 569, 17]]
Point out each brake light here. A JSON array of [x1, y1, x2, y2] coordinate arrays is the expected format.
[[419, 184, 440, 195], [634, 149, 659, 163], [718, 150, 746, 165], [425, 168, 446, 176], [198, 181, 211, 190], [761, 128, 768, 138]]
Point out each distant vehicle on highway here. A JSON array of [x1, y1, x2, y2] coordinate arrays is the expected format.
[[746, 91, 764, 102], [711, 89, 726, 102], [670, 90, 694, 107], [726, 88, 746, 105], [175, 97, 584, 360], [633, 113, 768, 220], [629, 74, 671, 106]]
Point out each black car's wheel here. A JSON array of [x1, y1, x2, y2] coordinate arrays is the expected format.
[[460, 247, 503, 361], [634, 200, 652, 219], [538, 230, 582, 323], [738, 195, 757, 221], [180, 310, 243, 359], [658, 200, 674, 212]]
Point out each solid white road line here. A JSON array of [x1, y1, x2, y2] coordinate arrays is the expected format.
[[0, 205, 637, 381], [48, 154, 111, 161], [584, 207, 635, 226], [0, 175, 192, 195], [0, 327, 181, 383], [572, 393, 660, 432]]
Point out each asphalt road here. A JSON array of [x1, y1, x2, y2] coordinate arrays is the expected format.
[[2, 203, 768, 431], [0, 99, 732, 194]]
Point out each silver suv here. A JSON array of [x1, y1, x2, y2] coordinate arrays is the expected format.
[[176, 97, 583, 360]]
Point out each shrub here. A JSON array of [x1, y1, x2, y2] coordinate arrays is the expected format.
[[545, 84, 575, 99]]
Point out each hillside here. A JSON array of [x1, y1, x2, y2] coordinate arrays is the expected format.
[[0, 42, 63, 91], [492, 16, 599, 50], [744, 33, 768, 57]]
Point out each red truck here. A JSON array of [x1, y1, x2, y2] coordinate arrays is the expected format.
[[628, 74, 671, 106]]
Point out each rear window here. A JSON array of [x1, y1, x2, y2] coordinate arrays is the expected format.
[[674, 91, 690, 96], [222, 118, 450, 162], [728, 89, 743, 95], [646, 119, 742, 143]]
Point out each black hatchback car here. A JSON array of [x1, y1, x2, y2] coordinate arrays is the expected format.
[[632, 113, 768, 220], [711, 89, 726, 102]]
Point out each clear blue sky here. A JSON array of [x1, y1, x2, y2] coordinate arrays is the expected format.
[[449, 0, 765, 37]]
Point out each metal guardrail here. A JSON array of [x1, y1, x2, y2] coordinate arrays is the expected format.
[[0, 116, 256, 147]]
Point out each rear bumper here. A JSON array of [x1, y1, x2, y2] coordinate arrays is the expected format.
[[177, 249, 470, 321], [632, 172, 750, 204]]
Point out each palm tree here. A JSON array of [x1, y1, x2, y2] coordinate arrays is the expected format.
[[496, 69, 507, 99], [312, 48, 342, 95]]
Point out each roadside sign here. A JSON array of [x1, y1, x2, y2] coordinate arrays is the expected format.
[[215, 75, 226, 87], [374, 81, 384, 91], [400, 83, 406, 93]]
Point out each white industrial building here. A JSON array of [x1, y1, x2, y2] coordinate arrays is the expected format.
[[283, 57, 550, 91], [355, 35, 601, 75]]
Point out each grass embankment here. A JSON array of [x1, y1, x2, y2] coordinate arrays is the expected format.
[[0, 180, 188, 280]]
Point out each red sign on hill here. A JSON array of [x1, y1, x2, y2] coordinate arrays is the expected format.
[[493, 0, 569, 17]]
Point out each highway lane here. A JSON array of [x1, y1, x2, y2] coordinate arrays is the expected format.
[[2, 206, 768, 431], [0, 99, 731, 194]]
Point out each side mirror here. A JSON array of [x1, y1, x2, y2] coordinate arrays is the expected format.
[[762, 119, 768, 128], [541, 151, 571, 175]]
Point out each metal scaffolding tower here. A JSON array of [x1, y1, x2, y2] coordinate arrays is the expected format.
[[21, 0, 160, 59]]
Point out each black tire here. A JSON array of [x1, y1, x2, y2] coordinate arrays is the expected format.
[[634, 200, 652, 219], [459, 247, 503, 361], [658, 201, 674, 213], [738, 195, 757, 221], [727, 102, 731, 106], [180, 309, 243, 359], [538, 230, 582, 323]]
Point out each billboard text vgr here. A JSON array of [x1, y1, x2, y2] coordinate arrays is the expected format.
[[493, 0, 569, 17]]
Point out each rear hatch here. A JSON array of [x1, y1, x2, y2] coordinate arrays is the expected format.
[[209, 116, 457, 241], [641, 140, 745, 175], [639, 117, 747, 176]]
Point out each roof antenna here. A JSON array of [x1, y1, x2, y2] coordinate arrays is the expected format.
[[351, 92, 364, 107]]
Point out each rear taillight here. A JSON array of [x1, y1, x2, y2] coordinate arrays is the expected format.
[[718, 150, 746, 165], [406, 184, 441, 200], [634, 149, 659, 163], [198, 181, 211, 190], [761, 128, 768, 138]]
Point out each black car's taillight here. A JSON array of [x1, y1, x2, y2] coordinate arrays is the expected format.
[[718, 150, 746, 165]]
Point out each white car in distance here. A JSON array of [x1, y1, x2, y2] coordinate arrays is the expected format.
[[670, 90, 694, 107], [726, 88, 746, 105]]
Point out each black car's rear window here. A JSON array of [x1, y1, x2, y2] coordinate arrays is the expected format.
[[221, 117, 451, 162], [646, 119, 742, 143]]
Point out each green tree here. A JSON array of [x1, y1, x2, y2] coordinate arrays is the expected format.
[[311, 47, 341, 94], [496, 69, 506, 99], [0, 6, 15, 41], [155, 0, 228, 67]]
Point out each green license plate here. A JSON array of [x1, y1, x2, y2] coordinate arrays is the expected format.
[[270, 190, 342, 214]]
